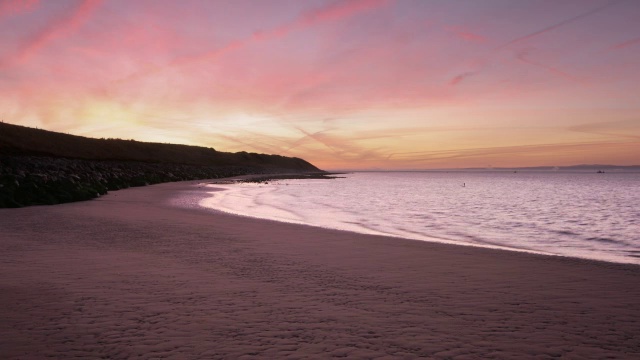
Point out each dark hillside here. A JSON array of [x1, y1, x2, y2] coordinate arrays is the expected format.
[[0, 122, 318, 171], [0, 122, 322, 207]]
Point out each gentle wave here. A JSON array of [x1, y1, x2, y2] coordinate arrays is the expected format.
[[199, 172, 640, 265]]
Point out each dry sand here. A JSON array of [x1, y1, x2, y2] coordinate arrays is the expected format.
[[1, 180, 639, 359]]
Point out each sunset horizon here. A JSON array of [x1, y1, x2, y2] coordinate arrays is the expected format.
[[2, 0, 639, 170], [2, 2, 640, 357], [4, 120, 640, 171]]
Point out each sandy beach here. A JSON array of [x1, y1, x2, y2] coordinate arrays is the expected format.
[[1, 180, 639, 359]]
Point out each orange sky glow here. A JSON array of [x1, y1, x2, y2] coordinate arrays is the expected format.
[[1, 0, 639, 170]]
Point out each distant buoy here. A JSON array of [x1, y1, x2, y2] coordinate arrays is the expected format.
[[463, 183, 466, 187]]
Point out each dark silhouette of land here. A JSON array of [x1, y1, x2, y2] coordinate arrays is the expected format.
[[0, 122, 321, 207], [0, 122, 318, 168]]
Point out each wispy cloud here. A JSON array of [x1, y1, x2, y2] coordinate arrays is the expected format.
[[515, 49, 580, 82], [449, 71, 476, 86], [568, 120, 640, 140], [0, 0, 39, 18], [449, 27, 486, 43], [610, 36, 640, 50], [2, 1, 638, 169], [496, 0, 621, 50], [223, 0, 391, 49], [386, 140, 639, 164], [117, 0, 391, 84], [1, 0, 102, 68], [291, 125, 388, 162], [216, 133, 287, 155], [293, 126, 342, 154]]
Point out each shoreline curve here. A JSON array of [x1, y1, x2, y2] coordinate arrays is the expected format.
[[1, 179, 639, 359]]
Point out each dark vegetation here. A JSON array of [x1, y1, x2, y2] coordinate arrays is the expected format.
[[0, 122, 321, 208]]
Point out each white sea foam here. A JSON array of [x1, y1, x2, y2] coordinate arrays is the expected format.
[[200, 171, 640, 265]]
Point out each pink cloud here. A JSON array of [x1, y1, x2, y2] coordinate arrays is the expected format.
[[1, 0, 102, 68], [250, 0, 391, 41], [450, 27, 486, 43], [0, 0, 38, 18], [611, 37, 640, 50], [3, 1, 638, 169], [121, 0, 391, 82], [299, 0, 390, 25], [449, 72, 476, 86]]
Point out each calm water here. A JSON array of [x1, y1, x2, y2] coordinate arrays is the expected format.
[[200, 171, 640, 265]]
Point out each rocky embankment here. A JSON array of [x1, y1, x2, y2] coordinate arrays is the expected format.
[[0, 156, 301, 208]]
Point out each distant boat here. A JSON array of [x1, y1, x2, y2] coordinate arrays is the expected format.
[[597, 170, 605, 173]]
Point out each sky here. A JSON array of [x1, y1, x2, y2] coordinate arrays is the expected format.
[[1, 0, 639, 170]]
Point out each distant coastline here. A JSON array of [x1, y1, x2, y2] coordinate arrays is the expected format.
[[332, 164, 640, 173]]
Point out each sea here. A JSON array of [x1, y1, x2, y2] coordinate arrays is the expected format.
[[199, 171, 640, 265]]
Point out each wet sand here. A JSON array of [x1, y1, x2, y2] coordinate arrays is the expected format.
[[1, 180, 639, 359]]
